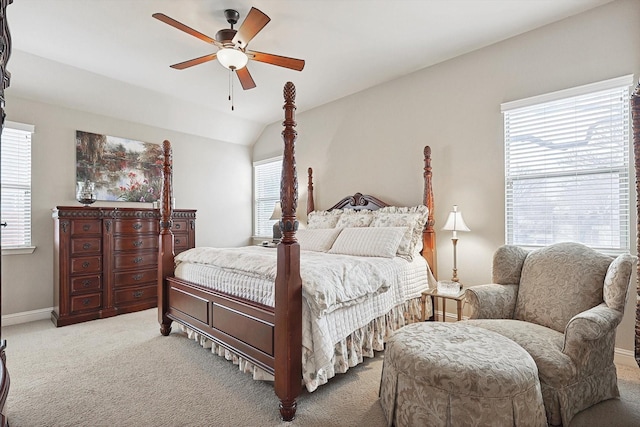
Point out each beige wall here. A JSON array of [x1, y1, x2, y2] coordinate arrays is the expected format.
[[253, 0, 640, 352], [1, 96, 253, 316]]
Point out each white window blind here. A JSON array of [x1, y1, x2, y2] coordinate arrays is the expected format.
[[254, 157, 282, 238], [1, 121, 34, 249], [502, 75, 633, 253]]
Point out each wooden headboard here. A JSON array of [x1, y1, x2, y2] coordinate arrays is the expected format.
[[305, 146, 437, 278]]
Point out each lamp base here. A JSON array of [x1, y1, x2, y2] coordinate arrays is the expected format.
[[272, 222, 282, 244]]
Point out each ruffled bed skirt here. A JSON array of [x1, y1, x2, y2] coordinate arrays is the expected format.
[[179, 296, 428, 392]]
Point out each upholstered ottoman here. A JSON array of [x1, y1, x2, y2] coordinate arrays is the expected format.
[[379, 322, 546, 427]]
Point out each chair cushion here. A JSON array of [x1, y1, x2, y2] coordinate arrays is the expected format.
[[514, 242, 612, 333], [465, 319, 574, 388]]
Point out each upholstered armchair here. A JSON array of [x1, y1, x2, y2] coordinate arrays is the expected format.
[[465, 242, 636, 427]]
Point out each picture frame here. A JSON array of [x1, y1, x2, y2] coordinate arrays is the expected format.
[[75, 130, 163, 202]]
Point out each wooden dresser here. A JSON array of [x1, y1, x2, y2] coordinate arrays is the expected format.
[[52, 206, 196, 327]]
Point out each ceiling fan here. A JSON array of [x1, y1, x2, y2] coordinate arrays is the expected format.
[[153, 7, 305, 91]]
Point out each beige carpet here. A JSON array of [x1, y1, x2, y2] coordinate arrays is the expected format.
[[2, 309, 639, 426]]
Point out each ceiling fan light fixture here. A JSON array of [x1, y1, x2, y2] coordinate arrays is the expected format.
[[217, 48, 248, 70]]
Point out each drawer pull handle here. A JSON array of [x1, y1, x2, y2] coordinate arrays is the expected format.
[[133, 257, 143, 264], [83, 243, 92, 249], [133, 290, 144, 298], [133, 240, 143, 247], [175, 239, 181, 245], [82, 261, 90, 268], [82, 279, 92, 287], [82, 298, 91, 306], [132, 274, 143, 281], [174, 223, 181, 229], [83, 224, 91, 231], [133, 223, 143, 230]]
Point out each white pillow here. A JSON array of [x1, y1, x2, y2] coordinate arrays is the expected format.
[[335, 209, 374, 228], [296, 228, 342, 252], [307, 209, 343, 229], [328, 227, 407, 258], [371, 205, 429, 260]]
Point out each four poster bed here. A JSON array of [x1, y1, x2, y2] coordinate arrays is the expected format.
[[157, 81, 438, 421]]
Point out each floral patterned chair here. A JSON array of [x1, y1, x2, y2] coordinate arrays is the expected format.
[[465, 242, 636, 426]]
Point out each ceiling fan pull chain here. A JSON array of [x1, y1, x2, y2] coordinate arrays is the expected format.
[[228, 69, 235, 111]]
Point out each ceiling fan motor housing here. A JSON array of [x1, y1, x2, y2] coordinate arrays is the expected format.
[[215, 28, 237, 44]]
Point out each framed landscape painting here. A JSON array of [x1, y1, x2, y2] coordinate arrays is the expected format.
[[76, 130, 163, 202]]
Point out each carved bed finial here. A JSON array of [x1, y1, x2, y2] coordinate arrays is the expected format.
[[280, 82, 298, 244], [160, 140, 173, 232], [422, 145, 437, 278], [423, 146, 434, 229], [307, 167, 315, 215]]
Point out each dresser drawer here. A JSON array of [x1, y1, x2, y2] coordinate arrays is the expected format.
[[71, 238, 102, 255], [174, 234, 189, 252], [71, 220, 102, 237], [114, 284, 157, 305], [114, 268, 157, 287], [70, 256, 102, 275], [113, 236, 159, 251], [115, 219, 159, 235], [70, 275, 102, 293], [172, 219, 189, 233], [114, 252, 158, 270], [70, 292, 102, 313]]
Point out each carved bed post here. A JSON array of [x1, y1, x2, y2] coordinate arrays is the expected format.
[[158, 140, 174, 336], [274, 81, 302, 421], [422, 146, 437, 279], [631, 81, 640, 368], [0, 1, 11, 425], [307, 167, 315, 215]]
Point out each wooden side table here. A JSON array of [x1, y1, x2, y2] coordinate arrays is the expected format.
[[421, 288, 466, 322]]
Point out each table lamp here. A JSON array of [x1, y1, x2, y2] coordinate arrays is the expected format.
[[442, 205, 470, 283], [270, 201, 282, 243]]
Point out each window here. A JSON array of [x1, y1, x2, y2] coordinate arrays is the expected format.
[[253, 157, 282, 238], [1, 121, 34, 252], [502, 75, 633, 254]]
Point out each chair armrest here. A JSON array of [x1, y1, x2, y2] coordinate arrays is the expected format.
[[563, 303, 623, 356], [465, 284, 518, 319]]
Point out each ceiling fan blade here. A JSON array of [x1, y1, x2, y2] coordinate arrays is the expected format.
[[246, 50, 305, 71], [236, 67, 257, 90], [232, 7, 270, 48], [153, 13, 220, 47], [170, 53, 218, 70]]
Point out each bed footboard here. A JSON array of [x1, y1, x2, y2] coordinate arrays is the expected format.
[[166, 278, 276, 372]]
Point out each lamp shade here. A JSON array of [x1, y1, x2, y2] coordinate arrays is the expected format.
[[270, 202, 282, 220], [216, 48, 248, 70], [442, 205, 470, 233]]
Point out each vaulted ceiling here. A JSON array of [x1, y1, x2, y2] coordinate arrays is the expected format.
[[6, 0, 613, 145]]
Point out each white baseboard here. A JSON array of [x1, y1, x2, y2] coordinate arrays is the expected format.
[[614, 347, 638, 368], [2, 307, 52, 326]]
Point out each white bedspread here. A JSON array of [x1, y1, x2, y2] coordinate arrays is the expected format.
[[176, 246, 399, 318], [174, 246, 435, 389]]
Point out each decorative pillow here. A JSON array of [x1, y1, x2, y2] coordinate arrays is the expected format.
[[371, 205, 429, 260], [335, 209, 374, 228], [296, 228, 342, 252], [328, 227, 407, 258], [307, 209, 343, 229]]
